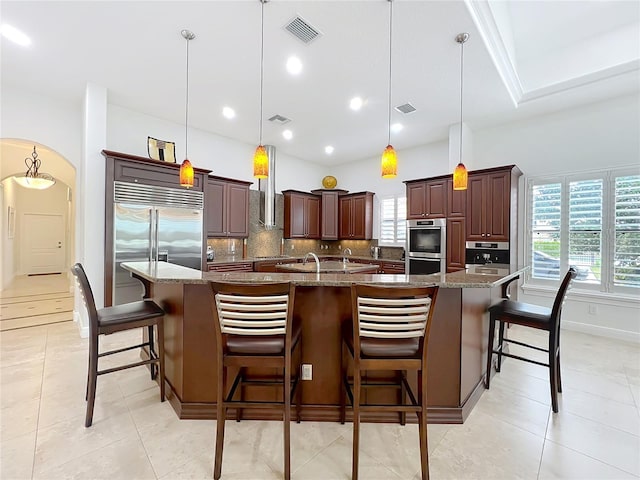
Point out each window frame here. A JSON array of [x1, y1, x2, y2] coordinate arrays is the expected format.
[[525, 167, 639, 295], [378, 195, 406, 247]]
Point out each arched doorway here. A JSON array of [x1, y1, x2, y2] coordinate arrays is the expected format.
[[0, 139, 76, 330]]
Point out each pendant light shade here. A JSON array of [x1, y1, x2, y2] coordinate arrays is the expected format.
[[253, 0, 268, 178], [381, 0, 397, 178], [453, 32, 469, 191], [381, 145, 397, 178], [253, 145, 268, 179], [453, 162, 468, 190], [13, 146, 56, 190], [180, 29, 196, 189]]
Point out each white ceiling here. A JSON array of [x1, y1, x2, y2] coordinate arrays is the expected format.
[[1, 0, 638, 167]]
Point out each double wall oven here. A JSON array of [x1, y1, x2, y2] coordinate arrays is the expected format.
[[406, 219, 446, 275]]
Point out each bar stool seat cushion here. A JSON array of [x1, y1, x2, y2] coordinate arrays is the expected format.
[[489, 300, 551, 328], [226, 320, 302, 355], [342, 321, 420, 358], [97, 301, 165, 327]]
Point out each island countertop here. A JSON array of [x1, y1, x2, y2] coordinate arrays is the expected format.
[[122, 261, 527, 288]]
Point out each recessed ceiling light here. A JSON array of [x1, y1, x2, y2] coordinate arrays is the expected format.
[[391, 123, 404, 133], [325, 146, 334, 155], [0, 24, 31, 47], [222, 106, 236, 119], [282, 129, 293, 140], [286, 56, 303, 75], [349, 97, 363, 111]]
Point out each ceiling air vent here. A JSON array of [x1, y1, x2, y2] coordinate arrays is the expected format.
[[284, 15, 322, 44], [268, 114, 291, 125], [395, 103, 417, 114]]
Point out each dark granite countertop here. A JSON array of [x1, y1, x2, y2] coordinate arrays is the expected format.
[[206, 255, 404, 265], [123, 261, 527, 288]]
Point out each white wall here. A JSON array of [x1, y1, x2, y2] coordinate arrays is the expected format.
[[107, 105, 325, 192]]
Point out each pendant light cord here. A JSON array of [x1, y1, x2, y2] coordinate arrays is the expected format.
[[387, 0, 393, 146], [185, 34, 190, 159], [459, 37, 464, 164], [259, 0, 265, 145]]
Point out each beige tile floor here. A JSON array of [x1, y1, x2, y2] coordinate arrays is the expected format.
[[1, 320, 639, 480]]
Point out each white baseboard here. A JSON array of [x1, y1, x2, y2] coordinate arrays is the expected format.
[[563, 320, 640, 344], [74, 310, 88, 338]]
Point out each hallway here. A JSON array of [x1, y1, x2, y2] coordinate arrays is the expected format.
[[0, 273, 73, 331]]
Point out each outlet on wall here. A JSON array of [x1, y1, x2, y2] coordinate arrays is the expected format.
[[302, 364, 312, 380], [588, 304, 598, 315]]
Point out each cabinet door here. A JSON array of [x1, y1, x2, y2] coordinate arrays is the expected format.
[[425, 180, 447, 217], [206, 179, 226, 237], [351, 195, 368, 238], [447, 178, 466, 217], [320, 191, 339, 240], [447, 218, 466, 271], [407, 182, 426, 219], [288, 193, 307, 238], [486, 171, 510, 241], [226, 183, 249, 238], [466, 174, 486, 241], [339, 196, 352, 238], [306, 196, 321, 239]]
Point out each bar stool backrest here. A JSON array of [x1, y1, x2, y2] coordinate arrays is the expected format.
[[357, 295, 432, 338], [550, 267, 578, 332], [71, 263, 99, 336]]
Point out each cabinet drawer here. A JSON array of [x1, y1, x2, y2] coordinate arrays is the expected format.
[[207, 262, 253, 272], [381, 261, 405, 274]]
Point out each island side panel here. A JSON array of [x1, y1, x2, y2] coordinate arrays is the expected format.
[[152, 282, 186, 403]]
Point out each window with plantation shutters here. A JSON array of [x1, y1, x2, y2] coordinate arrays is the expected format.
[[614, 175, 640, 288], [569, 179, 602, 286], [527, 169, 640, 293], [380, 196, 406, 246]]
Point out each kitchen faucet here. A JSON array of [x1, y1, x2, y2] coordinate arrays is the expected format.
[[303, 252, 320, 273], [342, 248, 352, 264]]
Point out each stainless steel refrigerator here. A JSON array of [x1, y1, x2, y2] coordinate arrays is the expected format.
[[113, 181, 204, 305]]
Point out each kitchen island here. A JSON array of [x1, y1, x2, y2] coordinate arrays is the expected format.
[[123, 261, 525, 424]]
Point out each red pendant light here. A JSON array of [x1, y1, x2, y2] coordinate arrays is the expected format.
[[253, 0, 268, 178]]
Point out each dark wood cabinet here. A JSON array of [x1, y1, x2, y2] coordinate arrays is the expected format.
[[379, 261, 406, 274], [253, 259, 301, 272], [446, 218, 466, 272], [466, 168, 513, 242], [206, 176, 251, 238], [312, 189, 348, 240], [339, 192, 374, 239], [447, 178, 466, 218], [283, 190, 321, 239], [406, 178, 447, 219]]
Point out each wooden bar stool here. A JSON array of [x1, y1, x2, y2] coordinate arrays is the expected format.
[[341, 284, 439, 480], [71, 263, 165, 427], [210, 281, 301, 480], [486, 268, 577, 412]]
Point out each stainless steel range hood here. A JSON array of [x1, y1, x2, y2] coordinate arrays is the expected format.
[[258, 144, 277, 229]]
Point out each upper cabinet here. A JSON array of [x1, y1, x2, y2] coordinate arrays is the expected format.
[[283, 190, 321, 239], [312, 189, 348, 241], [206, 176, 251, 238], [339, 192, 374, 239], [465, 166, 520, 242], [446, 178, 466, 218], [406, 178, 447, 219]]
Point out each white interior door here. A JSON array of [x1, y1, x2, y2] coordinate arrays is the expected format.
[[22, 213, 66, 274]]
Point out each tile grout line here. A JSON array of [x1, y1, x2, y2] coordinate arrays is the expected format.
[[536, 406, 552, 479], [29, 326, 49, 480]]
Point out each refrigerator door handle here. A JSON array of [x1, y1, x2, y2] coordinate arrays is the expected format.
[[154, 208, 160, 262], [149, 208, 155, 262]]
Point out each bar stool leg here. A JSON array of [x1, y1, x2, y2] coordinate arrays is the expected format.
[[85, 336, 99, 428], [284, 365, 291, 480], [340, 341, 347, 424], [496, 320, 506, 372], [486, 314, 496, 389], [352, 364, 361, 480], [400, 370, 407, 425], [214, 367, 227, 480], [148, 325, 156, 380], [549, 332, 559, 413], [157, 319, 165, 401], [418, 369, 429, 480]]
